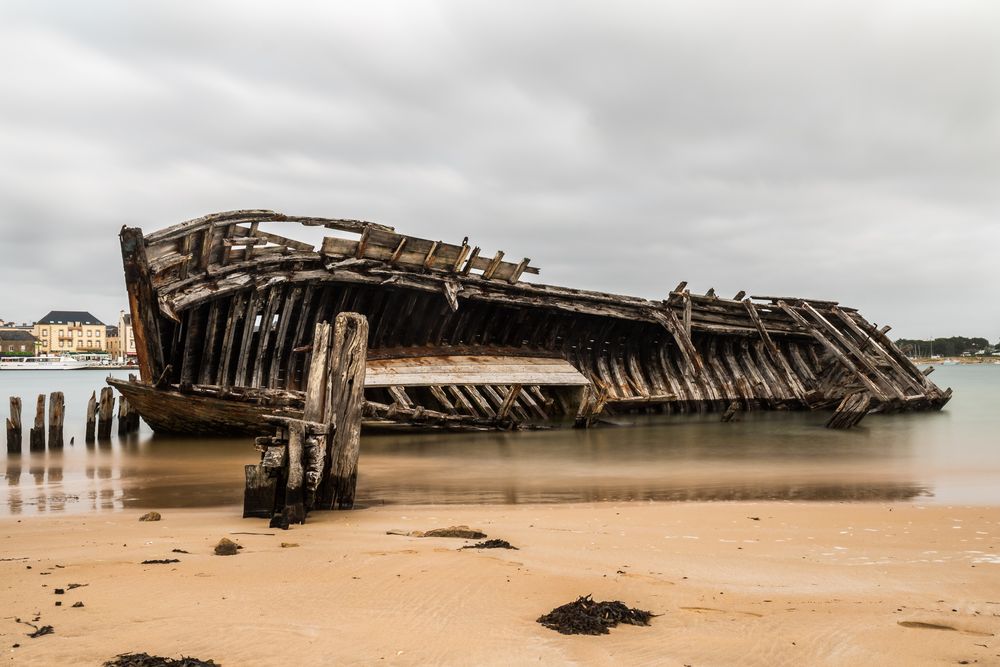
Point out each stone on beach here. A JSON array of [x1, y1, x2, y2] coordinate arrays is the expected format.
[[138, 512, 162, 522], [213, 538, 240, 556]]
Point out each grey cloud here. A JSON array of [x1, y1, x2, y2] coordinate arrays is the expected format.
[[0, 0, 997, 339]]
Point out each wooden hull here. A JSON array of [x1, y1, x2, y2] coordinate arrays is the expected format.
[[113, 210, 952, 435], [109, 379, 301, 436]]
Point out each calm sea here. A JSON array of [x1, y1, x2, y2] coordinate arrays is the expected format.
[[0, 365, 997, 515]]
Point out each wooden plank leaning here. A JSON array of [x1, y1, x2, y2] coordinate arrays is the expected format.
[[318, 312, 369, 510]]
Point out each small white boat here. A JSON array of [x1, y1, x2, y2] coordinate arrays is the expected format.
[[0, 355, 90, 370]]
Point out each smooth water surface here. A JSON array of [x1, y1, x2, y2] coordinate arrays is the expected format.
[[0, 365, 997, 515]]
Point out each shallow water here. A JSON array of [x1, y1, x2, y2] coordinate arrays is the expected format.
[[0, 365, 997, 515]]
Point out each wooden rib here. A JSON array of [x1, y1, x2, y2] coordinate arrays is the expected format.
[[743, 299, 807, 401], [461, 385, 495, 418], [482, 251, 505, 279], [508, 258, 531, 284], [520, 386, 550, 420], [234, 290, 263, 387], [496, 384, 523, 420], [429, 385, 458, 415], [268, 286, 302, 389], [461, 246, 481, 275], [452, 239, 470, 272], [422, 240, 440, 269], [179, 305, 206, 384], [778, 301, 887, 401], [389, 237, 407, 264], [251, 285, 284, 388], [387, 386, 414, 408], [796, 302, 904, 401], [649, 308, 704, 375], [446, 386, 478, 416], [199, 227, 214, 270], [216, 291, 247, 386], [833, 307, 927, 395], [198, 301, 222, 385], [355, 226, 371, 259]]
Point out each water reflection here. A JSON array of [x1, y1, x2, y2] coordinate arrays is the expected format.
[[0, 365, 998, 515]]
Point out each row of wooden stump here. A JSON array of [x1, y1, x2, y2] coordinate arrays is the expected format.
[[5, 387, 140, 453]]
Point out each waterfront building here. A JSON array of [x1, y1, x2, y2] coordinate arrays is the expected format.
[[33, 311, 106, 354], [0, 329, 40, 355]]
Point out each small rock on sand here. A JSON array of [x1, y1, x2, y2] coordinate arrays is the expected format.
[[214, 538, 240, 556], [138, 512, 161, 522], [280, 542, 299, 548]]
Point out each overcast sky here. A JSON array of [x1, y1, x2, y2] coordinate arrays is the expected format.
[[0, 1, 996, 339]]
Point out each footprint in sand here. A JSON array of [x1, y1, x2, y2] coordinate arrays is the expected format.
[[897, 621, 993, 637]]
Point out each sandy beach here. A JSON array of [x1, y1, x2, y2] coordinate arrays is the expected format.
[[2, 501, 998, 666]]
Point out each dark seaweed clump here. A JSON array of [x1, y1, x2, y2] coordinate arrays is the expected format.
[[103, 653, 218, 667], [461, 539, 518, 550], [537, 595, 655, 635]]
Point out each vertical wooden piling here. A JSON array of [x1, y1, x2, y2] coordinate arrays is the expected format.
[[48, 392, 65, 448], [97, 387, 115, 440], [6, 397, 21, 454], [319, 312, 369, 510], [284, 421, 306, 524], [85, 391, 97, 443], [117, 397, 140, 434], [29, 394, 45, 451]]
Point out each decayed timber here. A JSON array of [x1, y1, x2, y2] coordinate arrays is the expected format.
[[6, 397, 21, 454], [97, 387, 115, 440], [114, 209, 951, 435], [48, 392, 65, 449], [29, 394, 45, 452], [85, 391, 97, 443], [244, 316, 369, 522], [825, 391, 873, 429]]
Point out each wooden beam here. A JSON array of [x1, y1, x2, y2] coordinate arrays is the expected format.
[[120, 227, 166, 383]]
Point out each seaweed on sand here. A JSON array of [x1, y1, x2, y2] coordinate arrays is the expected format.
[[103, 653, 219, 666], [537, 595, 655, 635]]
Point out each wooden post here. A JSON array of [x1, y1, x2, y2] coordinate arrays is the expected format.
[[284, 421, 306, 524], [117, 397, 130, 435], [29, 394, 45, 451], [47, 392, 65, 449], [97, 387, 115, 440], [85, 391, 97, 443], [6, 397, 21, 454], [319, 312, 369, 510]]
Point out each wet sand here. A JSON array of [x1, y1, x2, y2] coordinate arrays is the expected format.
[[2, 501, 999, 666]]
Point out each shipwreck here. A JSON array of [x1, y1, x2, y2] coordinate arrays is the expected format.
[[109, 209, 951, 436]]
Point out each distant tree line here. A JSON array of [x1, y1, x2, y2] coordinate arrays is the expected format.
[[894, 336, 995, 357]]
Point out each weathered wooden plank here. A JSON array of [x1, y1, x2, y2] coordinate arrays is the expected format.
[[85, 391, 97, 443], [97, 387, 115, 440], [47, 392, 64, 448], [198, 301, 222, 386], [120, 227, 166, 383], [319, 312, 369, 509], [6, 397, 22, 454], [29, 394, 45, 451]]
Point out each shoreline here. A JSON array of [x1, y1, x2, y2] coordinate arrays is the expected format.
[[2, 500, 998, 665], [912, 356, 1000, 365]]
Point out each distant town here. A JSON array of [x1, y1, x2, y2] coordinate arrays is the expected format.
[[0, 310, 136, 363]]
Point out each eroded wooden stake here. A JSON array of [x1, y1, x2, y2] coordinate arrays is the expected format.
[[29, 394, 45, 451], [85, 391, 97, 443], [6, 397, 21, 454], [97, 387, 115, 440], [48, 392, 65, 449]]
